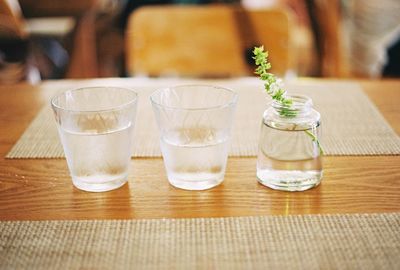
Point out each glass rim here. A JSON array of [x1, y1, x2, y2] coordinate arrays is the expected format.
[[271, 94, 312, 109], [51, 86, 138, 113], [150, 84, 238, 111]]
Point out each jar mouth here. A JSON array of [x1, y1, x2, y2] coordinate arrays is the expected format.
[[271, 94, 313, 117]]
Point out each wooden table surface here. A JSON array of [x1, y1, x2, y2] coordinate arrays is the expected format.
[[0, 78, 399, 221]]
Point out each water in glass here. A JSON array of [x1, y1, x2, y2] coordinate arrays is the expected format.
[[59, 124, 133, 192], [150, 84, 237, 191], [160, 128, 229, 190], [51, 87, 137, 192]]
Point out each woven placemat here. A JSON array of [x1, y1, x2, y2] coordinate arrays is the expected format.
[[1, 213, 399, 269], [6, 79, 400, 158]]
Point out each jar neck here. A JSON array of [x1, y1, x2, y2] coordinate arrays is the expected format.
[[271, 95, 313, 118]]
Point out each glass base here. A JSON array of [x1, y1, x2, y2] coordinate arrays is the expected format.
[[71, 173, 128, 192], [166, 170, 225, 190], [257, 169, 322, 192], [168, 175, 224, 190]]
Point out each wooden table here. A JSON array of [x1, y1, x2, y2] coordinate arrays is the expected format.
[[0, 78, 399, 221]]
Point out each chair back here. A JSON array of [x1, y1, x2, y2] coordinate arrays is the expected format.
[[126, 5, 292, 77]]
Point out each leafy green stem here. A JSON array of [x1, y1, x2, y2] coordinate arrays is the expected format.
[[253, 46, 324, 156], [305, 130, 325, 155]]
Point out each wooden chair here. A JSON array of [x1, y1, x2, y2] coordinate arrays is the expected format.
[[0, 0, 27, 38], [0, 0, 31, 84], [125, 5, 293, 78], [306, 0, 349, 77]]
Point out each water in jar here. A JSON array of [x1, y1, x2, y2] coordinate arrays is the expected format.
[[256, 120, 323, 191]]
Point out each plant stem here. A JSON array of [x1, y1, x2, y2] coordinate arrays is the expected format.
[[253, 46, 324, 156], [305, 130, 325, 155]]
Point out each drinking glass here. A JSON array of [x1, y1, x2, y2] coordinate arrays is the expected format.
[[51, 87, 138, 192], [150, 85, 238, 190]]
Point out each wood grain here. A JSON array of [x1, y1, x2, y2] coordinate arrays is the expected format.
[[0, 79, 399, 221]]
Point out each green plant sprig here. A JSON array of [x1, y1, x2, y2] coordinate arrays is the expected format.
[[253, 46, 324, 155], [253, 47, 291, 106]]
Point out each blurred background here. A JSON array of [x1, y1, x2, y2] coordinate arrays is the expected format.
[[0, 0, 399, 84]]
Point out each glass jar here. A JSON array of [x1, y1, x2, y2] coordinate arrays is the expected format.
[[256, 95, 323, 191]]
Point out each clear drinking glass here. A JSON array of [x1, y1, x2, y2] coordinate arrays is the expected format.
[[150, 85, 238, 190], [256, 95, 323, 191], [51, 87, 138, 192]]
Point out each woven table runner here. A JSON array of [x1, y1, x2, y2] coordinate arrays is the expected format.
[[6, 79, 400, 158], [1, 213, 399, 269]]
